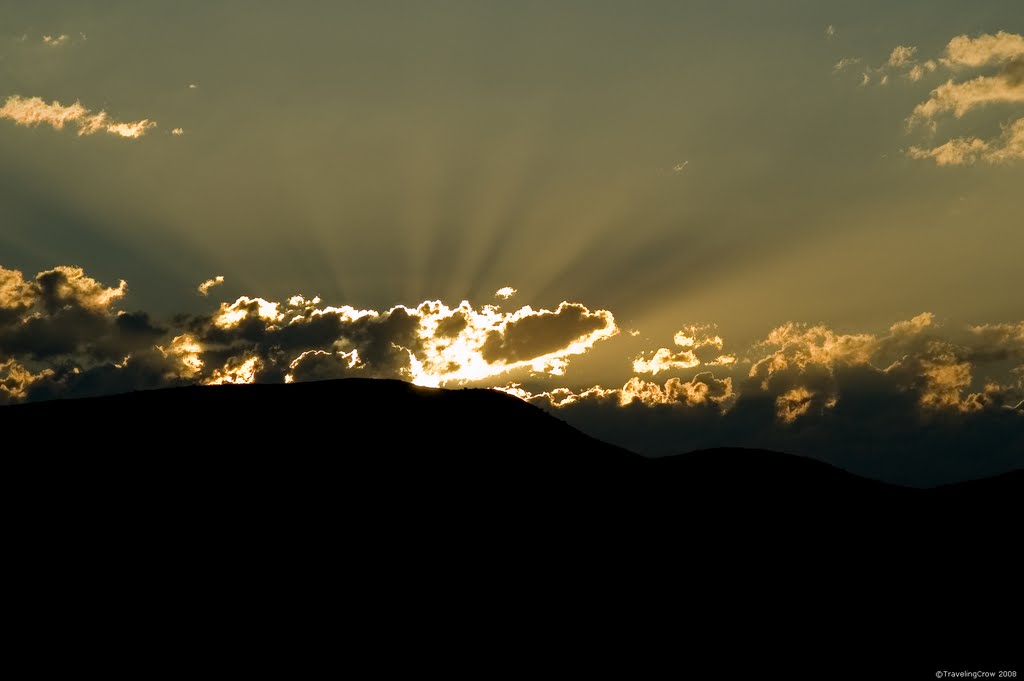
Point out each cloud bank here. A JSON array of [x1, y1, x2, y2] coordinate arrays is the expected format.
[[0, 264, 617, 402], [1, 264, 1020, 484], [507, 313, 1023, 485]]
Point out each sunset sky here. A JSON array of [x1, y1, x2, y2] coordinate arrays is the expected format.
[[2, 2, 1021, 483]]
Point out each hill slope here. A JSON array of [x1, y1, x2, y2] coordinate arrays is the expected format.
[[3, 378, 1018, 509]]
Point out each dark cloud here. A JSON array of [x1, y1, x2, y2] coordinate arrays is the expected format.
[[479, 303, 612, 364], [286, 350, 363, 384]]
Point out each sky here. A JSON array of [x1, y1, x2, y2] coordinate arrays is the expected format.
[[1, 2, 1022, 483]]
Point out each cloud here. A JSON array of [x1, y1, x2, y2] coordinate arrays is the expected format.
[[943, 31, 1024, 68], [969, 321, 1024, 349], [42, 34, 69, 47], [510, 313, 1022, 485], [197, 275, 225, 296], [0, 264, 618, 400], [0, 95, 156, 139], [838, 44, 933, 87], [909, 62, 1024, 124], [193, 294, 618, 387], [907, 116, 1024, 165], [632, 324, 733, 375], [854, 31, 1024, 166], [833, 57, 861, 73], [0, 359, 53, 402], [285, 349, 362, 383], [0, 267, 35, 321], [33, 265, 128, 313], [502, 372, 735, 410], [171, 127, 184, 136], [523, 311, 1023, 421], [825, 25, 836, 39], [906, 61, 938, 82], [495, 286, 516, 300], [1, 263, 1020, 485], [0, 266, 172, 404], [888, 45, 917, 68]]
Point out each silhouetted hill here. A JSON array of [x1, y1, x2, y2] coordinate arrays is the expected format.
[[4, 378, 1019, 517], [5, 378, 1018, 674]]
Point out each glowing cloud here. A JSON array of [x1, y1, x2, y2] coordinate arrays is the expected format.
[[888, 45, 918, 68], [34, 265, 127, 312], [495, 286, 517, 300], [909, 65, 1024, 124], [504, 372, 735, 410], [776, 387, 817, 424], [197, 275, 225, 296], [908, 117, 1024, 166], [0, 359, 53, 402], [0, 95, 156, 139], [194, 292, 616, 387], [516, 311, 1023, 425], [0, 267, 35, 314], [633, 324, 726, 375], [158, 334, 204, 379], [2, 265, 1021, 428], [42, 34, 69, 47], [862, 31, 1024, 167], [943, 31, 1024, 68], [907, 62, 938, 82], [205, 355, 262, 386]]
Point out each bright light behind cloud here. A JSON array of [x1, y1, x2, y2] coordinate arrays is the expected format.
[[191, 285, 617, 388]]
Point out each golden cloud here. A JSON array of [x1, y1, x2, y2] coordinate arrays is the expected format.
[[909, 64, 1024, 125], [943, 31, 1024, 68], [0, 359, 54, 403], [503, 372, 735, 410], [632, 324, 727, 375], [3, 264, 1022, 427], [776, 387, 817, 424], [0, 95, 156, 139], [908, 116, 1024, 166], [856, 31, 1024, 166], [197, 275, 225, 296], [515, 312, 1024, 423], [193, 293, 617, 387], [0, 267, 35, 313], [888, 45, 918, 68]]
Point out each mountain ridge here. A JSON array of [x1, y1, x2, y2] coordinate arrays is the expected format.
[[3, 377, 1019, 495]]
